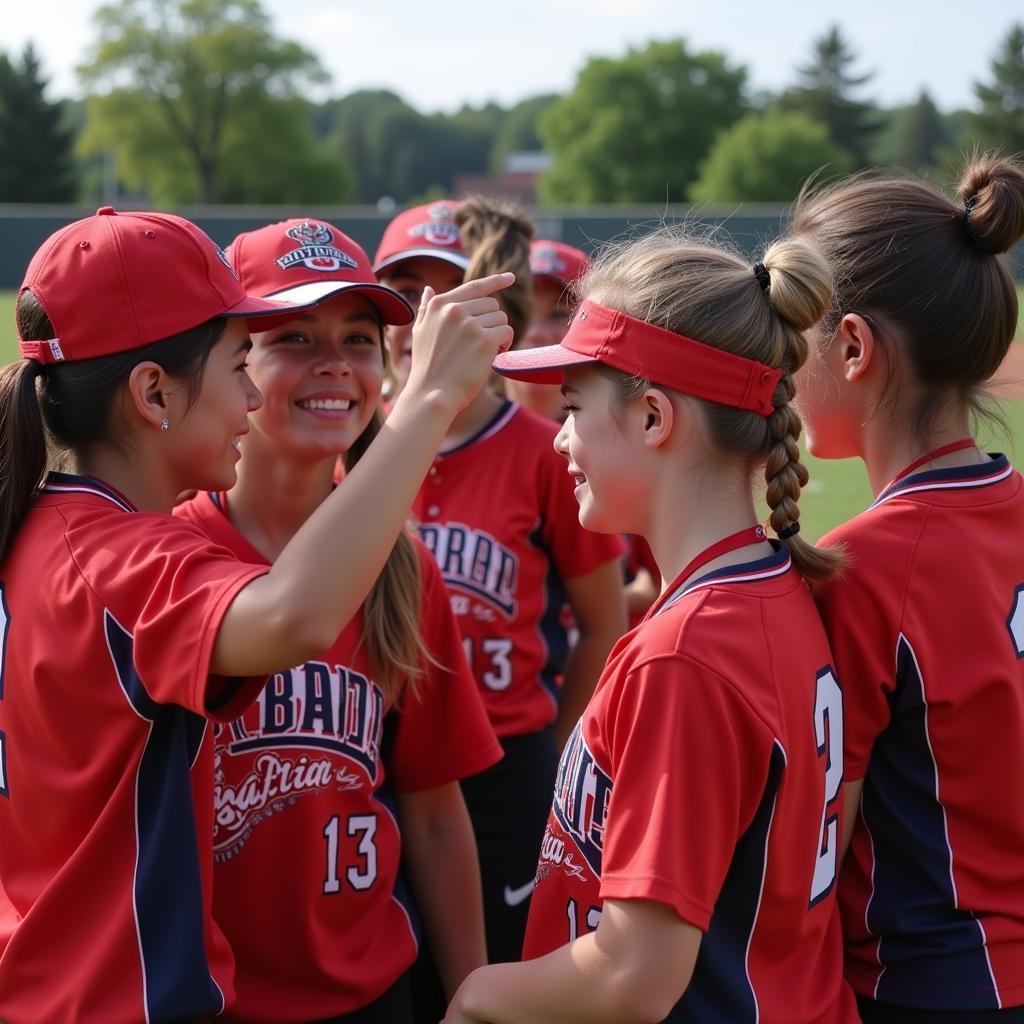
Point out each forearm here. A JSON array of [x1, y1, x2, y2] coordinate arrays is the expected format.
[[212, 393, 452, 675], [449, 936, 655, 1024], [403, 795, 488, 996]]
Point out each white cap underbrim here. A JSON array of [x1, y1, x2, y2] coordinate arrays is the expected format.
[[266, 280, 414, 326]]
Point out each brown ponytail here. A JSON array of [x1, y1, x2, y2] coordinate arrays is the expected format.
[[0, 359, 47, 561], [456, 197, 534, 343], [344, 406, 436, 703], [581, 227, 844, 583]]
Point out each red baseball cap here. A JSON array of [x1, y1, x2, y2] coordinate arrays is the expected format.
[[493, 299, 782, 416], [373, 200, 469, 275], [18, 207, 317, 365], [530, 240, 590, 288], [227, 218, 413, 325]]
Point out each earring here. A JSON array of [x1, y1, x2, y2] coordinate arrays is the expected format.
[[160, 417, 169, 431]]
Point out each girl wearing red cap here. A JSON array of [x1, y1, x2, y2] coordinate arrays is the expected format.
[[443, 228, 858, 1024], [0, 207, 512, 1024], [175, 218, 502, 1024], [791, 158, 1024, 1023]]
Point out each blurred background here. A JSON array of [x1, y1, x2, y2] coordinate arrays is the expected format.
[[1, 0, 1022, 534]]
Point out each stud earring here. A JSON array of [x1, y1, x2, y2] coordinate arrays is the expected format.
[[160, 417, 169, 431]]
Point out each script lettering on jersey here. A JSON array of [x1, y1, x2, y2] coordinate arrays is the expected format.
[[550, 720, 612, 877], [417, 521, 519, 617], [213, 662, 383, 859]]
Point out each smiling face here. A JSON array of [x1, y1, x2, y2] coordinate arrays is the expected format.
[[378, 257, 466, 395], [554, 364, 653, 535], [167, 318, 262, 492], [245, 291, 385, 462]]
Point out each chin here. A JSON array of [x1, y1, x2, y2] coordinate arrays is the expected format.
[[578, 501, 622, 536]]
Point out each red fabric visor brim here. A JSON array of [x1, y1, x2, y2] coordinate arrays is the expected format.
[[492, 345, 599, 384]]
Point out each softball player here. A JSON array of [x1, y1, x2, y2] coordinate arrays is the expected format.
[[0, 208, 512, 1024], [176, 218, 502, 1024], [791, 156, 1024, 1022], [444, 227, 859, 1024], [378, 200, 627, 967]]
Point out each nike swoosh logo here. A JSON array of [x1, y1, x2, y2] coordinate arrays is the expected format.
[[503, 879, 536, 907]]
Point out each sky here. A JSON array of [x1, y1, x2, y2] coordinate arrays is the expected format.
[[5, 0, 1021, 114]]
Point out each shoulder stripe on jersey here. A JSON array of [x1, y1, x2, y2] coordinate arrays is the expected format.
[[437, 399, 517, 457], [657, 549, 792, 616], [863, 633, 1000, 1010], [42, 472, 135, 513], [872, 456, 1012, 508]]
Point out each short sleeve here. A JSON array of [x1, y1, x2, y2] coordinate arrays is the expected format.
[[538, 444, 625, 579], [817, 515, 921, 779], [67, 510, 268, 720], [388, 543, 502, 793], [595, 655, 775, 930]]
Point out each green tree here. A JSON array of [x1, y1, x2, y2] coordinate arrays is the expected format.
[[78, 0, 350, 203], [690, 110, 853, 203], [782, 25, 880, 167], [539, 38, 748, 204], [897, 90, 948, 172], [0, 43, 77, 202], [970, 22, 1024, 153]]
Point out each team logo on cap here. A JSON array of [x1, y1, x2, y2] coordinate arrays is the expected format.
[[531, 245, 566, 275], [277, 221, 358, 273], [409, 202, 460, 247], [215, 244, 240, 281]]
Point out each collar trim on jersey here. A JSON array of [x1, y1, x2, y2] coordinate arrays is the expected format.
[[654, 543, 792, 617], [436, 399, 517, 459], [872, 453, 1012, 508], [42, 471, 136, 513]]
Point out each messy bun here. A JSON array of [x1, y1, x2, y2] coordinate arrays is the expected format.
[[957, 157, 1024, 256], [456, 197, 534, 344]]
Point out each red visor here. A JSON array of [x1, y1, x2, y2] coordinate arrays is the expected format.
[[493, 300, 782, 416]]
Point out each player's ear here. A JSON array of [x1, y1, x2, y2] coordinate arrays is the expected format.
[[126, 361, 174, 431], [836, 313, 876, 384], [640, 387, 674, 449]]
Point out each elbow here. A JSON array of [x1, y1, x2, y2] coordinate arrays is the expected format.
[[605, 962, 689, 1024], [268, 606, 343, 662]]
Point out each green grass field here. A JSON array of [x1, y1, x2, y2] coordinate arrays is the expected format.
[[1, 287, 1021, 541]]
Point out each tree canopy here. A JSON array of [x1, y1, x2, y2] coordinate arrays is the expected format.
[[781, 25, 881, 167], [971, 22, 1024, 154], [539, 38, 748, 204], [77, 0, 350, 203], [690, 110, 853, 203], [0, 44, 77, 202]]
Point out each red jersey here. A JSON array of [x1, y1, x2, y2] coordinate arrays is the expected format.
[[817, 454, 1024, 1011], [0, 473, 269, 1024], [523, 545, 858, 1024], [412, 401, 624, 737], [176, 492, 502, 1022]]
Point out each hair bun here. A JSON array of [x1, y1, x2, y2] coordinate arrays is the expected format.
[[759, 238, 832, 332], [957, 156, 1024, 256]]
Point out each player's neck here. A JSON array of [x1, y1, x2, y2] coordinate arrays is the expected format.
[[860, 402, 981, 496], [74, 443, 178, 514], [228, 437, 336, 561], [645, 461, 770, 593], [441, 385, 505, 452]]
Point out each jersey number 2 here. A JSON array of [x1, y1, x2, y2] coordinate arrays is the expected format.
[[809, 667, 843, 907], [323, 814, 378, 894]]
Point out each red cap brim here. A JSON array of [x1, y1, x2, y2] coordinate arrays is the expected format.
[[493, 344, 598, 384], [373, 248, 469, 275], [223, 293, 319, 332]]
